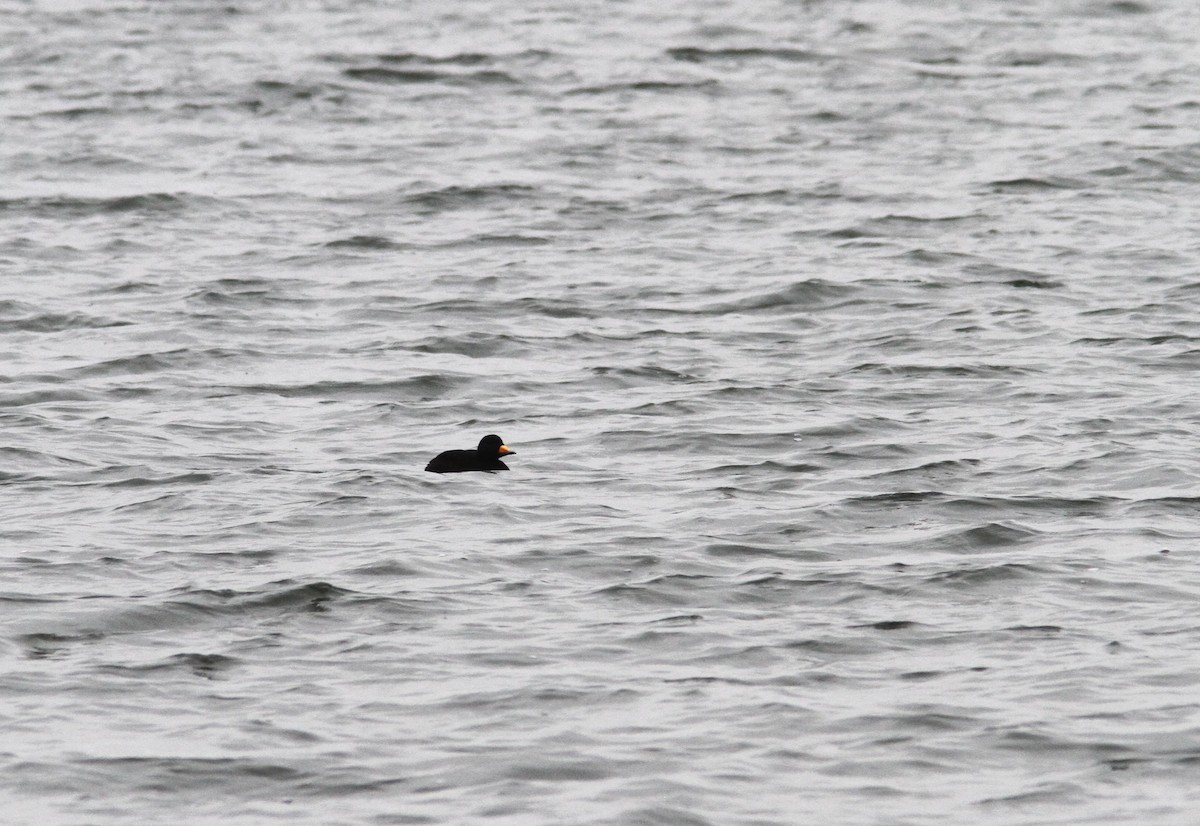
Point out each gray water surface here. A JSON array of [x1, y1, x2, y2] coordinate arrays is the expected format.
[[4, 1, 1200, 823]]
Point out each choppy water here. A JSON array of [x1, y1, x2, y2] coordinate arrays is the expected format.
[[4, 0, 1200, 823]]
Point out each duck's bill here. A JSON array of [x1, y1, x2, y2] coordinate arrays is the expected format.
[[499, 445, 515, 456]]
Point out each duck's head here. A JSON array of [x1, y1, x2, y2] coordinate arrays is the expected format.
[[478, 434, 515, 458]]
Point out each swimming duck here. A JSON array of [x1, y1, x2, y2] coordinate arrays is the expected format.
[[424, 434, 515, 473]]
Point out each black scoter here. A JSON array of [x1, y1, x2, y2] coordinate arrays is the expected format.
[[424, 434, 515, 474]]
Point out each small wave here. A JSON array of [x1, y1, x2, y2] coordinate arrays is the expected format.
[[0, 388, 99, 407], [1134, 100, 1200, 116], [33, 105, 114, 120], [343, 67, 518, 85], [900, 666, 990, 681], [591, 364, 697, 383], [1003, 625, 1064, 634], [0, 592, 58, 606], [1123, 146, 1200, 184], [180, 581, 354, 613], [322, 48, 550, 67], [239, 79, 330, 113], [0, 192, 202, 218], [59, 349, 189, 380], [252, 79, 320, 96], [935, 521, 1041, 549], [508, 297, 600, 318], [849, 361, 1028, 378], [821, 212, 982, 240], [964, 263, 1063, 289], [730, 572, 883, 604], [504, 757, 613, 783], [844, 491, 947, 506], [102, 471, 216, 489], [703, 542, 801, 560], [784, 636, 886, 656], [401, 183, 538, 213], [923, 562, 1046, 587], [17, 631, 104, 659], [222, 374, 464, 399], [701, 279, 857, 313], [851, 620, 922, 630], [113, 492, 190, 513], [442, 233, 551, 248], [411, 332, 521, 357], [98, 652, 240, 680], [377, 51, 493, 66], [17, 582, 357, 645], [616, 807, 716, 826], [349, 559, 424, 577], [988, 50, 1089, 68], [187, 282, 317, 309], [702, 460, 824, 475], [323, 234, 407, 250], [593, 574, 713, 607], [979, 783, 1088, 807], [1126, 495, 1200, 515], [868, 459, 982, 481], [649, 614, 704, 625], [666, 46, 821, 63], [985, 176, 1087, 192], [0, 309, 130, 333], [943, 495, 1119, 516], [1087, 0, 1151, 13], [720, 185, 846, 205], [73, 756, 308, 792], [568, 79, 720, 95]]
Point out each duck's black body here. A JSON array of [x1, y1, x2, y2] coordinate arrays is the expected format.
[[425, 434, 515, 474]]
